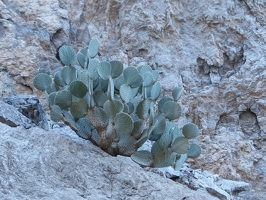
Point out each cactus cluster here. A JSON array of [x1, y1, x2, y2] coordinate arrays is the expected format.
[[33, 39, 201, 170]]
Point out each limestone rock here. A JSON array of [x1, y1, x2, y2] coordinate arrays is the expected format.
[[0, 123, 217, 200]]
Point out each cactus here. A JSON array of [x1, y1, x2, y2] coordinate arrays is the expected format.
[[33, 39, 201, 170]]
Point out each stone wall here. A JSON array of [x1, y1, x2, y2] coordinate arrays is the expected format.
[[0, 0, 265, 192]]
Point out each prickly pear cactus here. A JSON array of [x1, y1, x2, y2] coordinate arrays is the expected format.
[[33, 39, 201, 170]]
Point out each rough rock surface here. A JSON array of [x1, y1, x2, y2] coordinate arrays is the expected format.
[[0, 122, 217, 200], [3, 95, 49, 130], [0, 0, 266, 194]]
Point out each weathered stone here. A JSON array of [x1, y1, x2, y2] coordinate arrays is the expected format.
[[154, 165, 251, 200], [0, 123, 217, 200], [0, 101, 32, 128], [3, 95, 49, 130]]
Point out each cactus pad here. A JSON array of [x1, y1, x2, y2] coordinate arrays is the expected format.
[[114, 112, 133, 135], [55, 90, 72, 110], [70, 98, 87, 119], [187, 143, 201, 158], [88, 38, 99, 58], [172, 87, 184, 101], [182, 123, 200, 139], [69, 80, 88, 98], [131, 150, 153, 167], [120, 84, 132, 103], [33, 73, 52, 91], [59, 46, 77, 66], [163, 101, 182, 120], [171, 137, 189, 154]]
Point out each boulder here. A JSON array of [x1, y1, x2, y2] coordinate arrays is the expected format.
[[0, 123, 217, 200]]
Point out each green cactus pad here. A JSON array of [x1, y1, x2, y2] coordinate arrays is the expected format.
[[187, 143, 201, 158], [98, 61, 111, 80], [152, 113, 166, 135], [69, 80, 88, 98], [86, 108, 108, 128], [88, 38, 99, 58], [152, 63, 159, 70], [163, 121, 175, 135], [153, 150, 176, 168], [131, 150, 153, 167], [61, 66, 77, 84], [131, 120, 144, 138], [110, 60, 123, 78], [163, 101, 182, 120], [62, 110, 77, 130], [124, 67, 143, 88], [54, 71, 66, 87], [93, 90, 108, 107], [127, 102, 134, 114], [48, 92, 57, 108], [50, 105, 62, 122], [113, 75, 124, 90], [151, 82, 161, 100], [143, 71, 153, 87], [77, 51, 86, 68], [59, 45, 77, 66], [151, 141, 161, 155], [171, 127, 183, 142], [171, 137, 189, 154], [103, 99, 123, 119], [136, 99, 151, 119], [55, 90, 72, 110], [132, 86, 140, 97], [149, 134, 161, 141], [88, 58, 100, 80], [172, 87, 184, 101], [158, 97, 173, 113], [182, 123, 200, 139], [98, 78, 108, 91], [76, 118, 92, 139], [33, 73, 52, 91], [80, 47, 88, 55], [77, 69, 89, 87], [123, 103, 129, 113], [152, 70, 159, 81], [91, 129, 100, 146], [174, 154, 187, 171], [118, 134, 136, 156], [70, 98, 87, 119], [139, 65, 152, 76], [46, 83, 57, 94], [135, 129, 149, 148], [120, 84, 132, 103], [158, 133, 172, 149], [114, 112, 133, 135]]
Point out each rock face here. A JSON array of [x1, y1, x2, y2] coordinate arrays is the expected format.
[[0, 0, 266, 194], [0, 122, 217, 200]]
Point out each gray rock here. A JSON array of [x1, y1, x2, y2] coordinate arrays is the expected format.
[[0, 101, 32, 128], [3, 95, 49, 130], [0, 123, 217, 200], [154, 165, 251, 200], [216, 179, 252, 195]]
